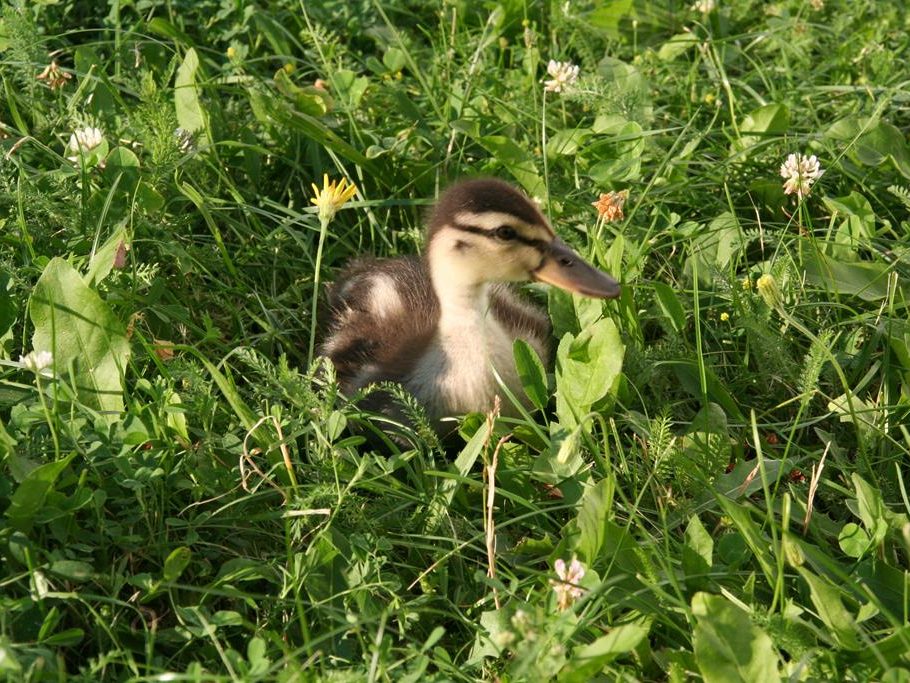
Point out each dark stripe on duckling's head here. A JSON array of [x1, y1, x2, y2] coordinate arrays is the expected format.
[[428, 178, 553, 241], [450, 222, 548, 250]]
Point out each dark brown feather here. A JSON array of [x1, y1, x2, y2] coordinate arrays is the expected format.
[[321, 256, 439, 391]]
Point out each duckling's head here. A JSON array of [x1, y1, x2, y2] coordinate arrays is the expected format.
[[427, 178, 620, 299]]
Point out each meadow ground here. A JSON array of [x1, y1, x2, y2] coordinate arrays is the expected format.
[[1, 1, 910, 680]]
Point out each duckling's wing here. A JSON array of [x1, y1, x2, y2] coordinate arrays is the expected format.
[[488, 284, 552, 366], [321, 256, 439, 392]]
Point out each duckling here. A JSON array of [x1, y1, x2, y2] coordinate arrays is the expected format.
[[321, 178, 620, 425]]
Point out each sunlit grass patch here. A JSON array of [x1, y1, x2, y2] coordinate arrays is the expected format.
[[1, 0, 909, 680]]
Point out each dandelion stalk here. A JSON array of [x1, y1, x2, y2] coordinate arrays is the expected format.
[[307, 174, 357, 366]]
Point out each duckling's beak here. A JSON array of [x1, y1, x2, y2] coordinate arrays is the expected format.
[[532, 239, 621, 299]]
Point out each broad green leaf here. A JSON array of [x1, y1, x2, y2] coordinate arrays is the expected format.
[[513, 339, 548, 411], [146, 17, 194, 45], [214, 558, 279, 585], [175, 48, 206, 137], [856, 559, 909, 622], [838, 522, 871, 558], [548, 287, 578, 339], [686, 514, 714, 567], [822, 192, 876, 260], [330, 69, 369, 109], [41, 628, 84, 647], [797, 568, 861, 649], [163, 546, 192, 582], [478, 135, 546, 199], [468, 607, 513, 662], [326, 410, 347, 442], [851, 473, 889, 546], [547, 128, 590, 157], [29, 258, 130, 419], [592, 113, 631, 135], [48, 560, 94, 582], [652, 281, 686, 334], [136, 181, 165, 213], [692, 592, 780, 683], [714, 497, 776, 586], [575, 477, 614, 563], [163, 389, 190, 442], [683, 514, 713, 583], [737, 104, 790, 150], [383, 46, 408, 72], [533, 422, 586, 484], [573, 292, 603, 332], [250, 88, 375, 170], [588, 121, 644, 185], [5, 452, 76, 530], [210, 610, 242, 627], [247, 636, 270, 674], [251, 12, 293, 55], [855, 120, 910, 179], [824, 115, 865, 142], [105, 145, 139, 170], [859, 627, 910, 670], [658, 32, 699, 61], [274, 69, 331, 116], [86, 226, 128, 287], [555, 317, 624, 428], [599, 234, 625, 285], [828, 392, 878, 437], [686, 212, 744, 284], [803, 250, 904, 302], [560, 621, 650, 682], [586, 2, 634, 38]]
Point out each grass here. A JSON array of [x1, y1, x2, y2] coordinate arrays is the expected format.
[[1, 0, 910, 680]]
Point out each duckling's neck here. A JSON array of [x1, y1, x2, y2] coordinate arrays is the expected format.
[[417, 240, 526, 418], [426, 242, 492, 329]]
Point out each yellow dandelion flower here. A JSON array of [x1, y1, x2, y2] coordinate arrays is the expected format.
[[311, 174, 357, 224], [592, 189, 629, 222], [720, 311, 730, 322]]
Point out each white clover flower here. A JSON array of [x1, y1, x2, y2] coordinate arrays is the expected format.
[[780, 153, 824, 199], [550, 556, 586, 610], [543, 60, 580, 93], [66, 126, 104, 163], [174, 127, 195, 153], [692, 0, 715, 12], [19, 350, 54, 377]]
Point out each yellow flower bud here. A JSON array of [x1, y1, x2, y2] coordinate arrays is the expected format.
[[756, 274, 782, 308]]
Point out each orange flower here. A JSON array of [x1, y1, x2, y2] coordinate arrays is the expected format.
[[592, 189, 629, 222], [36, 61, 72, 89]]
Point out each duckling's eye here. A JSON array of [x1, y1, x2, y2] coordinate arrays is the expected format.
[[494, 225, 518, 241]]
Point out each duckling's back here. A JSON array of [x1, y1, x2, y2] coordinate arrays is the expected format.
[[321, 256, 440, 392]]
